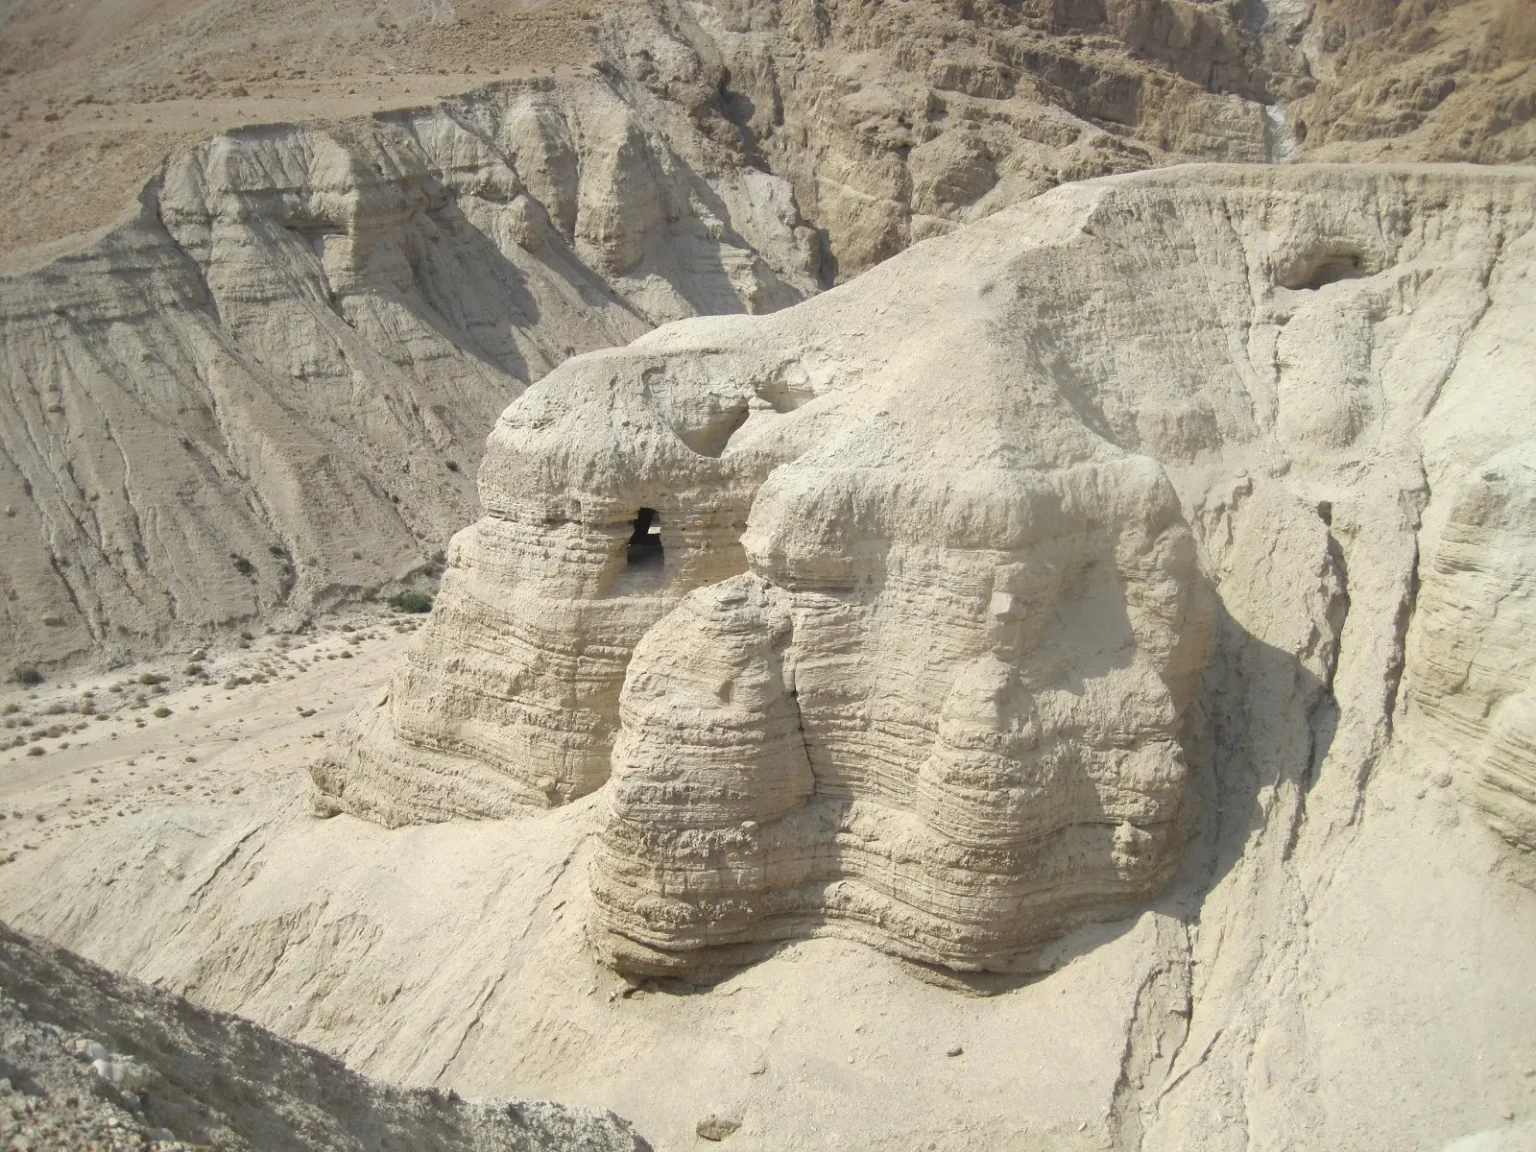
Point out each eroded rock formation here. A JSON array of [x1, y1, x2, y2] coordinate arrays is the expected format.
[[1408, 442, 1536, 851], [5, 0, 1533, 670], [611, 0, 1291, 279], [0, 76, 815, 667], [319, 162, 1536, 975]]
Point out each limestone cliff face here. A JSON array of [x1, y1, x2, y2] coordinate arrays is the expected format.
[[1285, 0, 1536, 166], [0, 77, 817, 668], [613, 0, 1290, 279], [595, 462, 1206, 973], [6, 0, 1533, 671], [1408, 443, 1536, 851], [319, 163, 1536, 974]]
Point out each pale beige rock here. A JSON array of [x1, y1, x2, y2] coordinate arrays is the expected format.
[[0, 77, 817, 671], [1407, 442, 1536, 851], [5, 161, 1536, 1152], [7, 0, 1530, 675], [593, 444, 1206, 974], [616, 0, 1287, 278], [320, 162, 1536, 981]]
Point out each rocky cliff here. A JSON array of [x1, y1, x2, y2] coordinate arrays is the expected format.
[[4, 161, 1534, 1151], [316, 162, 1536, 980], [0, 75, 816, 669], [7, 0, 1530, 669]]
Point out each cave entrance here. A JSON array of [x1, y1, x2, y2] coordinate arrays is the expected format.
[[626, 507, 664, 570]]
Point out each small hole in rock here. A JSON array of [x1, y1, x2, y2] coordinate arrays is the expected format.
[[626, 508, 664, 570]]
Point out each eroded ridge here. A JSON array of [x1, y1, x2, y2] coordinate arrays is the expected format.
[[318, 163, 1536, 974]]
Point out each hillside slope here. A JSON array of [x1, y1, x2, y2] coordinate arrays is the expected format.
[[5, 0, 1532, 666], [0, 920, 649, 1151], [3, 162, 1532, 1152]]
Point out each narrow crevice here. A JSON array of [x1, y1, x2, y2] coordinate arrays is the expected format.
[[1283, 519, 1349, 862], [1381, 541, 1420, 738]]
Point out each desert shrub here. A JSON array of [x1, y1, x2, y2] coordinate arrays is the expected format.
[[138, 672, 165, 686], [12, 666, 43, 687], [152, 706, 171, 718], [388, 591, 433, 614], [26, 745, 43, 757]]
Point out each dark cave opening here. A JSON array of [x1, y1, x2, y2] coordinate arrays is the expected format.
[[626, 507, 664, 570]]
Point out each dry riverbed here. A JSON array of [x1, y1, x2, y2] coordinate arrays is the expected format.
[[0, 611, 420, 863]]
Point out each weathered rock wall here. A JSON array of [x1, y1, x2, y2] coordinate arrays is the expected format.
[[7, 0, 1533, 671], [320, 163, 1536, 975], [4, 162, 1535, 1152], [614, 0, 1290, 279], [0, 76, 817, 669]]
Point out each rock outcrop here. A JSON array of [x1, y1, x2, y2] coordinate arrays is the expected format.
[[5, 160, 1535, 1151], [1287, 0, 1536, 166], [614, 0, 1536, 280], [609, 0, 1291, 279], [0, 76, 816, 669], [6, 0, 1534, 670], [0, 920, 650, 1151], [1408, 442, 1536, 851], [318, 162, 1536, 976]]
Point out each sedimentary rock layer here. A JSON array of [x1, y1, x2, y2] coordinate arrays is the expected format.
[[7, 0, 1533, 671], [1408, 442, 1536, 850], [321, 163, 1536, 973], [0, 75, 817, 668]]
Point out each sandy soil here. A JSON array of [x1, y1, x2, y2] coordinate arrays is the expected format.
[[0, 616, 1153, 1150], [0, 609, 422, 848]]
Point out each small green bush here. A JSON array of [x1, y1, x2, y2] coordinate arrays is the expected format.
[[12, 666, 43, 687], [152, 706, 171, 719], [388, 591, 434, 614], [138, 672, 166, 686]]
